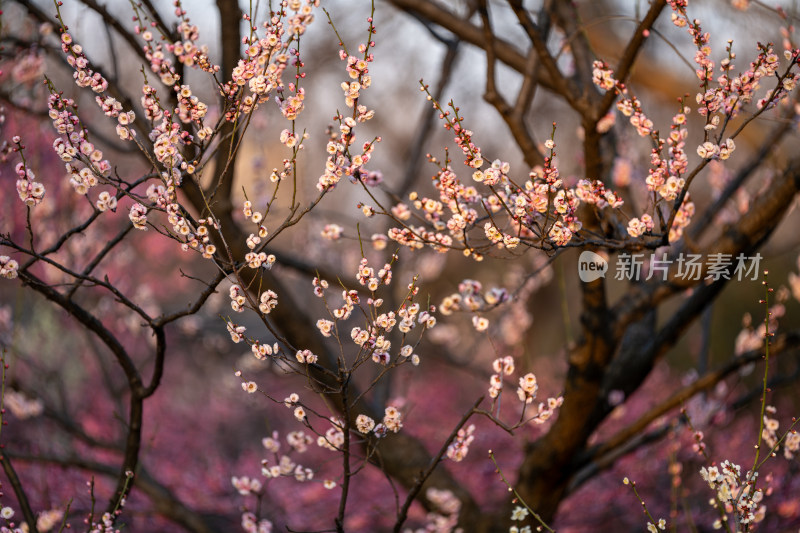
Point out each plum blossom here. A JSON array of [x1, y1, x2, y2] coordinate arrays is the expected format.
[[129, 203, 148, 229], [0, 256, 19, 280]]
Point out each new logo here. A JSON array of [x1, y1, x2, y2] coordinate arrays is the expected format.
[[578, 251, 608, 282]]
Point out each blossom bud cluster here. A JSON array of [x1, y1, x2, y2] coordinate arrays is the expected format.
[[295, 349, 317, 364], [137, 10, 210, 89], [48, 94, 113, 197], [251, 341, 280, 361], [487, 356, 563, 423], [128, 203, 148, 230], [440, 279, 509, 327], [227, 322, 247, 343], [446, 424, 475, 462], [241, 512, 273, 533], [61, 32, 108, 93], [320, 223, 343, 240], [668, 195, 695, 243], [760, 405, 800, 460], [0, 256, 18, 280], [384, 95, 631, 254], [14, 162, 44, 208], [356, 257, 391, 291], [627, 214, 655, 238], [488, 356, 515, 399], [351, 407, 402, 437], [316, 36, 378, 192], [699, 460, 765, 526], [164, 203, 215, 257], [230, 427, 333, 511], [95, 191, 117, 213], [229, 285, 248, 313], [317, 417, 345, 451], [59, 28, 143, 146], [232, 475, 262, 496]]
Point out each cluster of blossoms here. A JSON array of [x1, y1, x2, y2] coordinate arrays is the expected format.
[[318, 121, 380, 191], [222, 1, 316, 121], [446, 424, 476, 462], [4, 390, 44, 419], [589, 7, 800, 247], [14, 159, 45, 208], [517, 372, 538, 404], [175, 84, 209, 126], [353, 406, 404, 437], [251, 340, 280, 361], [131, 17, 220, 199], [173, 14, 215, 68], [593, 59, 695, 218], [404, 488, 462, 533], [626, 214, 655, 239], [356, 257, 392, 290], [227, 259, 436, 376], [382, 406, 403, 433], [316, 417, 345, 451], [295, 348, 317, 364], [232, 429, 337, 530], [229, 285, 248, 313], [241, 512, 272, 533], [149, 101, 187, 173], [0, 507, 65, 533], [48, 92, 112, 195], [317, 22, 378, 191], [58, 22, 142, 150], [320, 223, 343, 241], [227, 322, 247, 343], [142, 5, 214, 83], [242, 201, 264, 224], [355, 413, 376, 434], [310, 259, 434, 367], [60, 32, 108, 93], [760, 405, 800, 460], [0, 257, 18, 280], [509, 505, 531, 532], [439, 279, 511, 333], [488, 356, 515, 399], [259, 431, 313, 480], [487, 356, 563, 424], [387, 221, 455, 254], [164, 205, 217, 259], [593, 60, 656, 137], [259, 290, 278, 315], [670, 0, 798, 115], [574, 179, 624, 208], [440, 279, 509, 317], [232, 475, 263, 496], [382, 90, 629, 254], [241, 210, 275, 268], [668, 195, 696, 242], [95, 191, 117, 212], [699, 460, 765, 526], [128, 203, 148, 230]]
